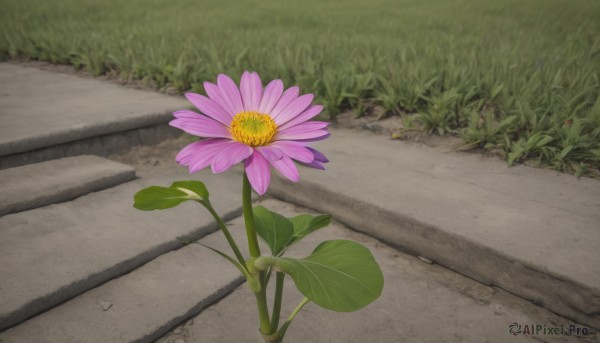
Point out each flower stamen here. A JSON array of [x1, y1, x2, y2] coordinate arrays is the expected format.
[[230, 111, 277, 147]]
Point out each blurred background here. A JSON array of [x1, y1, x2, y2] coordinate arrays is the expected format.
[[1, 0, 599, 175]]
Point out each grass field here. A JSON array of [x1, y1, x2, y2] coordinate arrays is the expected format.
[[2, 0, 599, 175]]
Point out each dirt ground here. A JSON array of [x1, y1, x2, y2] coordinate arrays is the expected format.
[[334, 110, 464, 152]]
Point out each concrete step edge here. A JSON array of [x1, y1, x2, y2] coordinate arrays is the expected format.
[[269, 178, 600, 330], [0, 111, 172, 158], [0, 216, 235, 332], [0, 63, 189, 159], [0, 218, 249, 342], [0, 155, 136, 216], [0, 124, 181, 170], [0, 170, 247, 331]]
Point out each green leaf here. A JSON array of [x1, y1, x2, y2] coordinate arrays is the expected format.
[[288, 214, 331, 245], [271, 240, 384, 312], [560, 145, 575, 159], [170, 180, 209, 201], [133, 186, 191, 211], [253, 206, 294, 256], [490, 83, 504, 100], [533, 135, 554, 148], [133, 180, 209, 211], [507, 145, 525, 166]]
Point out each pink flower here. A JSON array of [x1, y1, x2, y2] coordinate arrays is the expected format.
[[170, 72, 330, 195]]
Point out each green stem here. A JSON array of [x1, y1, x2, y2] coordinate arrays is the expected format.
[[203, 202, 247, 271], [242, 172, 272, 335], [278, 297, 310, 339], [242, 173, 261, 258], [270, 272, 285, 330], [255, 283, 272, 335]]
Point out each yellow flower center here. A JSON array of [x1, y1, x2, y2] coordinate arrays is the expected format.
[[230, 111, 277, 147]]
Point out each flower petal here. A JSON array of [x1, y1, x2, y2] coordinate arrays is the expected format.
[[297, 132, 330, 142], [170, 111, 232, 138], [277, 129, 330, 141], [204, 81, 236, 117], [187, 139, 234, 173], [270, 141, 314, 163], [307, 147, 329, 163], [270, 155, 300, 182], [255, 145, 284, 161], [279, 121, 330, 134], [240, 72, 252, 110], [211, 142, 253, 173], [299, 160, 326, 170], [240, 71, 263, 112], [269, 86, 299, 120], [172, 110, 201, 120], [217, 74, 244, 115], [277, 105, 324, 131], [175, 138, 228, 165], [275, 121, 330, 140], [273, 94, 314, 126], [244, 151, 271, 195], [185, 93, 232, 126], [258, 79, 284, 114]]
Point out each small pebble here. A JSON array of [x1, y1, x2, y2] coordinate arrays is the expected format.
[[418, 256, 433, 264], [98, 300, 112, 311]]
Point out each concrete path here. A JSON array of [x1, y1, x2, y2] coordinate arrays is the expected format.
[[270, 128, 600, 329], [2, 200, 593, 343]]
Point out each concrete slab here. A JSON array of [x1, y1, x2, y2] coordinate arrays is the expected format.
[[2, 199, 593, 343], [0, 217, 249, 343], [0, 167, 247, 331], [0, 155, 135, 216], [0, 63, 188, 157], [269, 128, 600, 329], [157, 200, 597, 343]]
